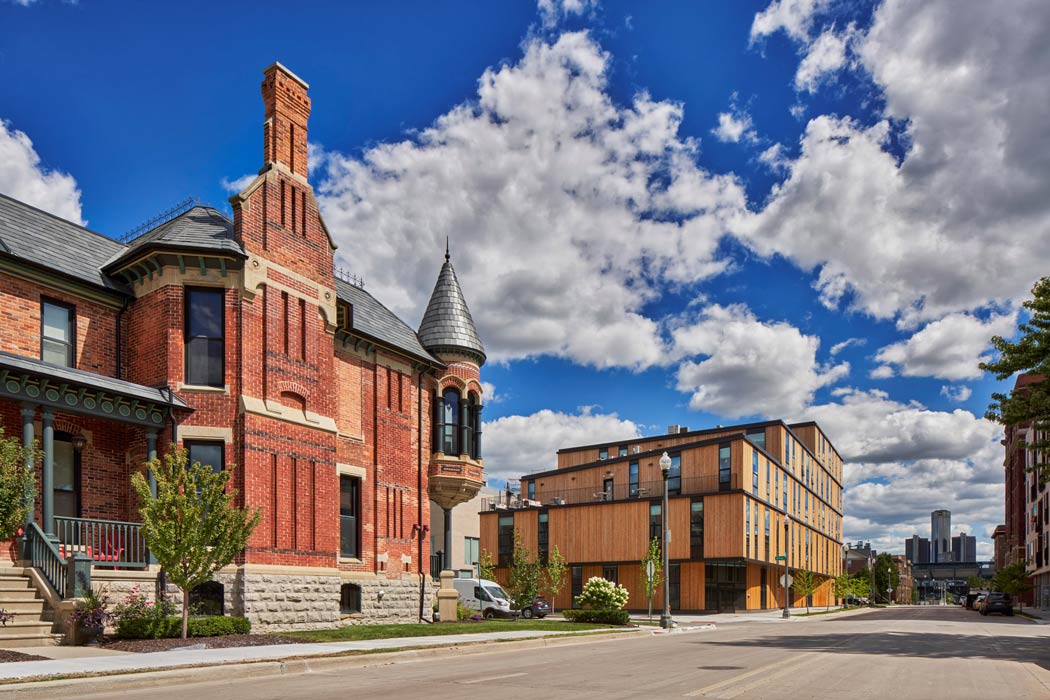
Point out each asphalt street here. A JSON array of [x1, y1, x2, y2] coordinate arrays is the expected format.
[[54, 607, 1050, 700]]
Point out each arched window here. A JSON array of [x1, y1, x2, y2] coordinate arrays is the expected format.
[[468, 392, 483, 461], [441, 388, 460, 455]]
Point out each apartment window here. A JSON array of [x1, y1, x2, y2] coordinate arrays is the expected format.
[[184, 288, 225, 386], [752, 452, 759, 495], [668, 452, 681, 495], [745, 500, 751, 558], [599, 447, 609, 460], [464, 536, 480, 569], [669, 563, 681, 611], [690, 498, 704, 559], [186, 440, 224, 474], [629, 461, 639, 498], [340, 583, 362, 614], [538, 512, 549, 563], [766, 460, 771, 500], [527, 481, 536, 500], [602, 564, 618, 585], [571, 566, 583, 607], [746, 428, 765, 451], [340, 475, 360, 558], [764, 510, 771, 560], [618, 446, 628, 457], [41, 299, 75, 367], [650, 503, 662, 543], [497, 515, 514, 566], [719, 444, 731, 491]]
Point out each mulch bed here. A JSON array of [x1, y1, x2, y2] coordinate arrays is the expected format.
[[101, 634, 307, 653], [0, 649, 49, 663]]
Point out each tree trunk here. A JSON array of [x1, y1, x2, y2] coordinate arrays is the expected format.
[[182, 588, 190, 639]]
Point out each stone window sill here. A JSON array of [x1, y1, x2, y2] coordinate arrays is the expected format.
[[178, 384, 229, 394], [339, 557, 363, 565]]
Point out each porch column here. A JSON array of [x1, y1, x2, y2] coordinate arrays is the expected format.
[[146, 430, 158, 498], [21, 403, 35, 529], [41, 409, 54, 536]]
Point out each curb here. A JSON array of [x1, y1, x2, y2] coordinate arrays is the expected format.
[[650, 623, 717, 635], [0, 629, 644, 697]]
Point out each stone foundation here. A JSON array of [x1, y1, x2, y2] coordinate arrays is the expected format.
[[337, 575, 434, 627]]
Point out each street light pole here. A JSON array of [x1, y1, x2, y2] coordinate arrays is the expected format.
[[782, 515, 792, 619], [659, 452, 674, 630]]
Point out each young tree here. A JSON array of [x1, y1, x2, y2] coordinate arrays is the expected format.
[[991, 561, 1034, 611], [543, 545, 568, 614], [639, 537, 663, 622], [832, 573, 854, 607], [966, 575, 986, 591], [791, 569, 821, 614], [0, 428, 36, 541], [981, 276, 1050, 484], [506, 534, 542, 611], [851, 568, 873, 602], [132, 447, 260, 639], [477, 548, 495, 582]]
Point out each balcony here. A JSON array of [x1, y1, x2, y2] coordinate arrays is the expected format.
[[428, 456, 484, 510], [493, 473, 742, 509]]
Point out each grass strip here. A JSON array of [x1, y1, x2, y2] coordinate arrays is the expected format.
[[280, 620, 617, 642]]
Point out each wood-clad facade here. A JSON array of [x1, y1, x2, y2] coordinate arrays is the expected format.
[[480, 420, 844, 612]]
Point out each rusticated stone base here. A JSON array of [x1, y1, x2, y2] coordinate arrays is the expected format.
[[337, 574, 434, 627]]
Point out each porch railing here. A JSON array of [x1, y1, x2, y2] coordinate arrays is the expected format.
[[25, 521, 68, 598], [54, 516, 150, 569]]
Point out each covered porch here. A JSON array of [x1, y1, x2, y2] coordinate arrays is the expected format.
[[0, 351, 189, 598]]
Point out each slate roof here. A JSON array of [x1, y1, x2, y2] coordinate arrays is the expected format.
[[417, 255, 486, 364], [105, 206, 243, 270], [0, 193, 127, 291], [335, 278, 440, 365], [0, 350, 190, 409]]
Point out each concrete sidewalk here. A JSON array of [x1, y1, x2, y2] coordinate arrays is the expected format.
[[0, 628, 642, 682]]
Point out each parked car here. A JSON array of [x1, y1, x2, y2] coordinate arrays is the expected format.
[[519, 596, 551, 619], [980, 592, 1014, 616], [964, 592, 984, 610], [973, 593, 987, 612], [452, 578, 517, 619]]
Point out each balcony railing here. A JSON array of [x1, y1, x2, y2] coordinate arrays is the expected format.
[[54, 516, 150, 569], [488, 473, 741, 509]]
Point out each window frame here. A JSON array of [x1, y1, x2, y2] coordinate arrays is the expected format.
[[629, 461, 639, 497], [690, 497, 704, 559], [340, 582, 362, 614], [184, 287, 226, 387], [339, 474, 361, 559], [718, 443, 732, 491], [184, 440, 225, 474], [40, 297, 76, 367]]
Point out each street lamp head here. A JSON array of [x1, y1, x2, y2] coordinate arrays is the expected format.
[[659, 451, 671, 478]]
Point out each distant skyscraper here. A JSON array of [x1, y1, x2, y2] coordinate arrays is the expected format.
[[932, 510, 952, 563], [905, 534, 930, 564], [952, 533, 977, 562]]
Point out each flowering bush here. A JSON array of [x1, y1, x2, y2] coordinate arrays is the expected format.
[[69, 587, 110, 631], [575, 576, 629, 611], [111, 585, 177, 639]]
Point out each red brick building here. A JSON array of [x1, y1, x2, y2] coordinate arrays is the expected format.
[[0, 63, 485, 634]]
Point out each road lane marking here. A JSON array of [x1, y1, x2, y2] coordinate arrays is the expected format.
[[684, 655, 801, 697], [459, 672, 527, 684], [715, 653, 824, 699]]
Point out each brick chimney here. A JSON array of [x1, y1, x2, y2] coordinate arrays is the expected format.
[[261, 62, 310, 178]]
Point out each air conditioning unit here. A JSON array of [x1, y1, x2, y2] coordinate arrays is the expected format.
[[632, 446, 641, 454], [523, 499, 541, 508], [668, 424, 680, 434], [549, 497, 566, 506]]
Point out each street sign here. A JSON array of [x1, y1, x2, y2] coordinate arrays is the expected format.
[[645, 561, 655, 582], [780, 574, 793, 588], [775, 555, 786, 561]]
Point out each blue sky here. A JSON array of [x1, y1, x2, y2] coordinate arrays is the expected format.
[[4, 0, 1047, 558]]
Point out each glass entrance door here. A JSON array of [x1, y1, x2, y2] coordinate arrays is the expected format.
[[53, 435, 80, 519]]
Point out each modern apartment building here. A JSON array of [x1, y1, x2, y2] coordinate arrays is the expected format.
[[480, 419, 844, 613], [0, 63, 486, 635]]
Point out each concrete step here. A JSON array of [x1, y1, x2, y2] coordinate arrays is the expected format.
[[0, 576, 33, 588], [0, 620, 54, 636], [0, 633, 61, 648], [0, 600, 45, 614], [0, 588, 40, 601]]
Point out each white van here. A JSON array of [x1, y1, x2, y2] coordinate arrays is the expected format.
[[452, 578, 516, 619]]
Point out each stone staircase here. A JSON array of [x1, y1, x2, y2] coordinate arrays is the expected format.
[[0, 567, 60, 647]]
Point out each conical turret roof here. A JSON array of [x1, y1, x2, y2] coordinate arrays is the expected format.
[[418, 249, 486, 365]]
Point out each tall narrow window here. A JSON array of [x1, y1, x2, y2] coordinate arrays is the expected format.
[[669, 563, 681, 611], [41, 299, 75, 367], [53, 434, 80, 521], [464, 537, 480, 569], [752, 452, 759, 494], [527, 481, 536, 500], [668, 452, 682, 495], [764, 509, 771, 560], [745, 500, 751, 558], [629, 461, 639, 498], [442, 389, 460, 455], [690, 498, 704, 559], [650, 503, 662, 543], [571, 566, 583, 607], [340, 475, 360, 558], [184, 288, 224, 387], [497, 515, 514, 566], [280, 179, 286, 226], [718, 443, 732, 491], [301, 190, 308, 236], [186, 440, 224, 474], [538, 512, 549, 563], [299, 298, 307, 361], [290, 183, 297, 232]]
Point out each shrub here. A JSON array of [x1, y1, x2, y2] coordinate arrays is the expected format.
[[575, 577, 629, 611], [111, 586, 177, 638], [562, 609, 631, 625], [115, 615, 250, 639]]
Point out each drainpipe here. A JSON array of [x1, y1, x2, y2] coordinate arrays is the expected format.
[[115, 296, 129, 380]]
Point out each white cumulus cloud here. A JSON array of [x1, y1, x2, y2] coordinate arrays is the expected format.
[[873, 311, 1016, 380], [0, 119, 84, 224]]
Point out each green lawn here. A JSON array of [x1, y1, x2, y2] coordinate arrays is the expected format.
[[281, 620, 619, 643]]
